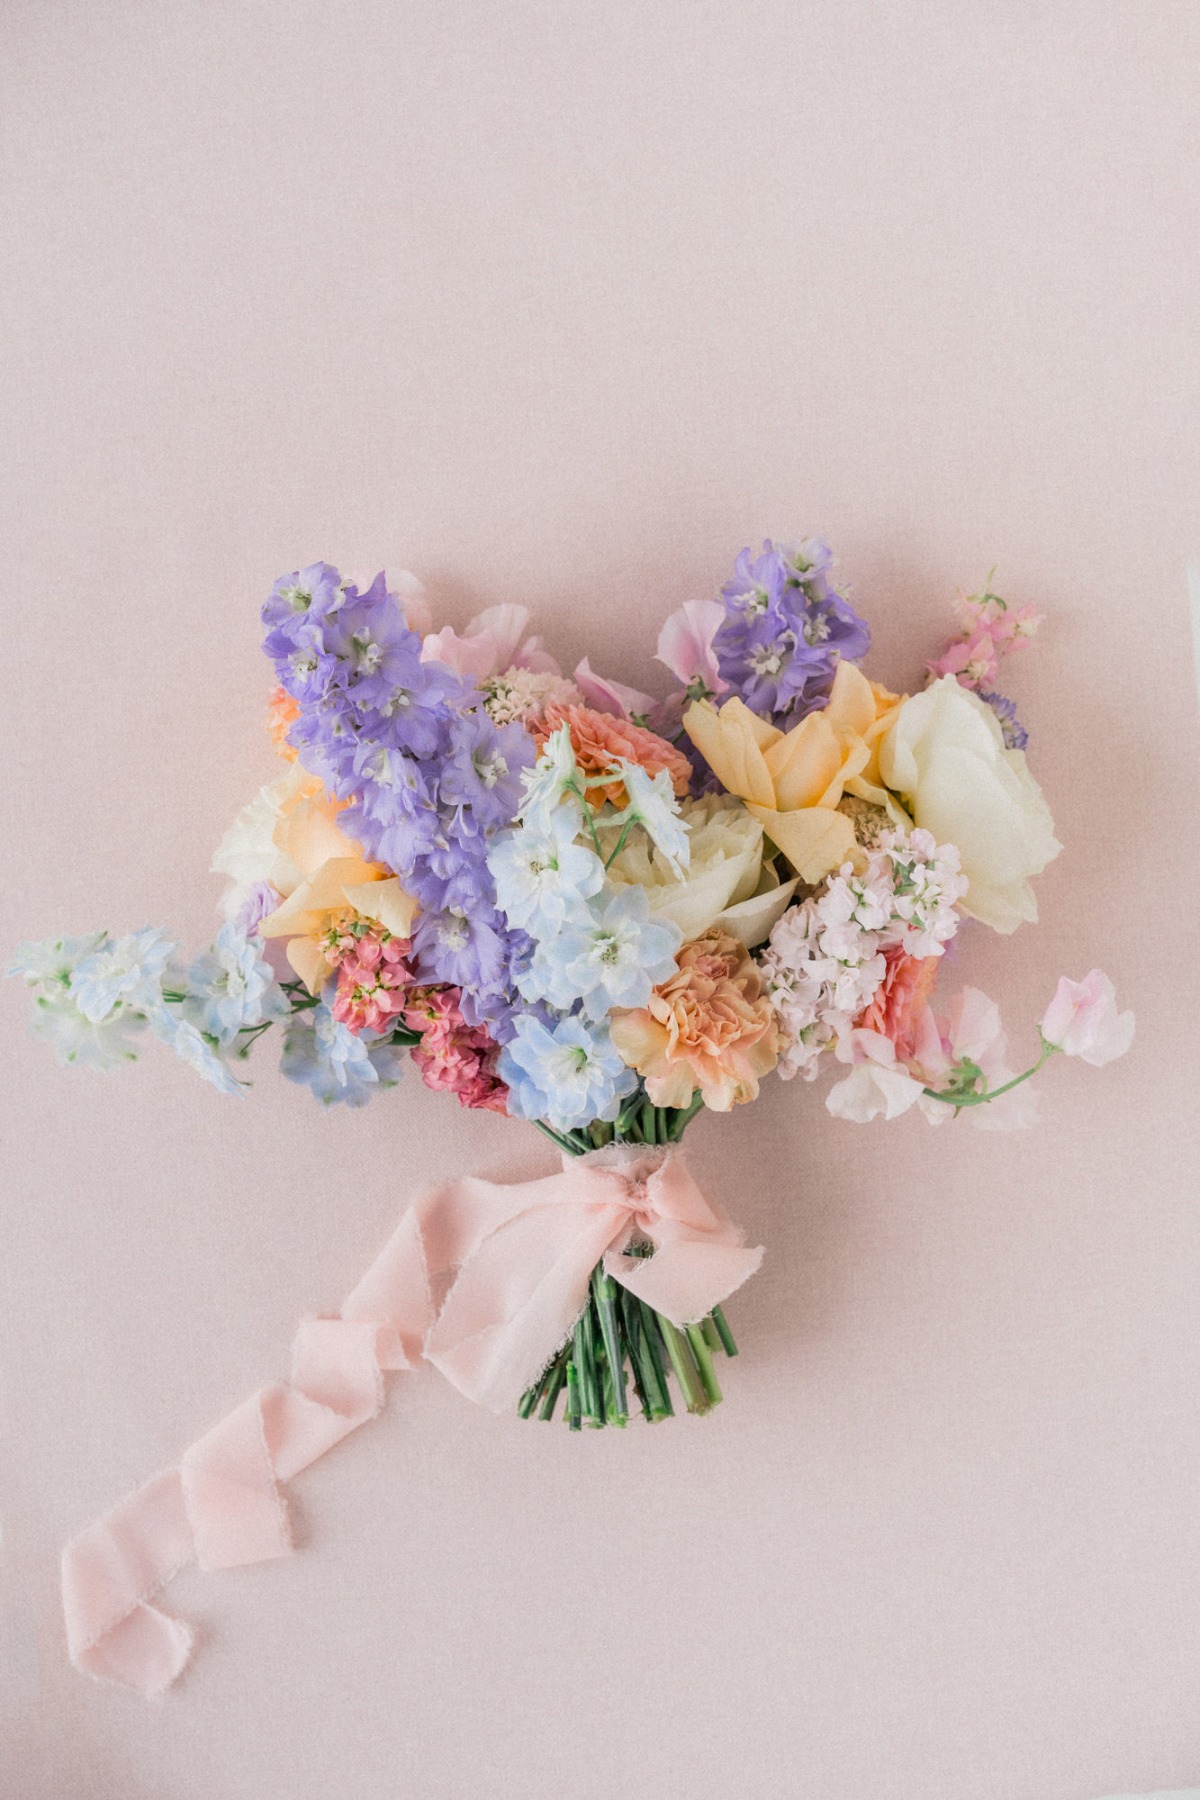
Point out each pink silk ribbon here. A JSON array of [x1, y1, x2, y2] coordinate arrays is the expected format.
[[61, 1146, 761, 1695]]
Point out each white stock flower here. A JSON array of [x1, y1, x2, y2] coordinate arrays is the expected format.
[[878, 676, 1060, 933]]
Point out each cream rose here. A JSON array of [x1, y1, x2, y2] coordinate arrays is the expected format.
[[878, 676, 1060, 933], [211, 762, 314, 920], [603, 793, 796, 946]]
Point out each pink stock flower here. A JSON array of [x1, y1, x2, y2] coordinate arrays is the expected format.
[[1040, 969, 1134, 1066], [655, 599, 727, 697], [423, 604, 560, 682], [330, 928, 412, 1035], [927, 624, 1000, 688], [403, 985, 509, 1113]]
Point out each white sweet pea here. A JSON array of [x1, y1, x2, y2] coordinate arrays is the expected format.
[[879, 676, 1061, 933], [825, 1032, 926, 1122]]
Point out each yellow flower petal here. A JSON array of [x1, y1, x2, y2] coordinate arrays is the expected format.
[[683, 698, 777, 808], [342, 876, 418, 940], [760, 713, 835, 809], [746, 804, 858, 883], [286, 935, 331, 994]]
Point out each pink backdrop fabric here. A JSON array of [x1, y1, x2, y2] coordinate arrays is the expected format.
[[2, 5, 1199, 1797]]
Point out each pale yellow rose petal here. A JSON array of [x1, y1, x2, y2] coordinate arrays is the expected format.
[[747, 803, 858, 883], [763, 712, 842, 810], [276, 798, 371, 879], [711, 872, 800, 949], [683, 699, 777, 807], [342, 876, 418, 940], [822, 659, 882, 739], [286, 935, 330, 994]]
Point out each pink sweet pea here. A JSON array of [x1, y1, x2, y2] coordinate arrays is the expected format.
[[656, 599, 727, 695], [1040, 969, 1135, 1066], [423, 604, 560, 681], [571, 656, 657, 720], [913, 987, 1038, 1129]]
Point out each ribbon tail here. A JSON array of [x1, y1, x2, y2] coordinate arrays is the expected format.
[[62, 1317, 409, 1695], [62, 1470, 196, 1695]]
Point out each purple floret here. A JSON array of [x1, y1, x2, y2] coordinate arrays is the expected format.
[[711, 536, 871, 727]]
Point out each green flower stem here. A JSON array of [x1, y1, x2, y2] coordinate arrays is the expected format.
[[621, 1307, 653, 1421], [700, 1316, 722, 1354], [538, 1357, 567, 1421], [575, 1302, 603, 1427], [923, 1040, 1059, 1112], [710, 1305, 739, 1357], [534, 1119, 583, 1156], [615, 1096, 645, 1140], [627, 1292, 674, 1419], [600, 1346, 628, 1428], [592, 1267, 628, 1422], [685, 1323, 724, 1408], [565, 1358, 582, 1431], [657, 1315, 708, 1415], [667, 1091, 704, 1139], [518, 1367, 548, 1419]]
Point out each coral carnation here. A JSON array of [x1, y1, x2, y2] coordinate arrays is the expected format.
[[536, 703, 691, 808], [610, 928, 778, 1112], [853, 946, 939, 1062]]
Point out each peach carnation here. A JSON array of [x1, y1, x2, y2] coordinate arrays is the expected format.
[[536, 703, 691, 808], [854, 947, 939, 1062], [266, 685, 300, 761], [610, 928, 779, 1112]]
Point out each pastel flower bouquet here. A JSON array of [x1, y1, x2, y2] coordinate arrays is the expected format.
[[13, 536, 1136, 1694], [13, 541, 1133, 1437]]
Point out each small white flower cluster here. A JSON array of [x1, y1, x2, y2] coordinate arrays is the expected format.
[[757, 829, 967, 1080], [481, 667, 580, 727]]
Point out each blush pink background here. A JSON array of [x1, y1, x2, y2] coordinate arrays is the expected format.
[[3, 5, 1199, 1798]]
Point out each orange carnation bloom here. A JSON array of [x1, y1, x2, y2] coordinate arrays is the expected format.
[[536, 703, 691, 808], [610, 928, 779, 1112]]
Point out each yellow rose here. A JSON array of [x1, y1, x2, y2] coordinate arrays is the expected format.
[[256, 787, 417, 991], [683, 662, 905, 883]]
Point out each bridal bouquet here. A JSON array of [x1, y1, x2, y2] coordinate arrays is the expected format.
[[12, 536, 1135, 1695], [13, 540, 1132, 1436]]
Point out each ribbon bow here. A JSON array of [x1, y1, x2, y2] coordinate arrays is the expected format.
[[62, 1147, 761, 1696]]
